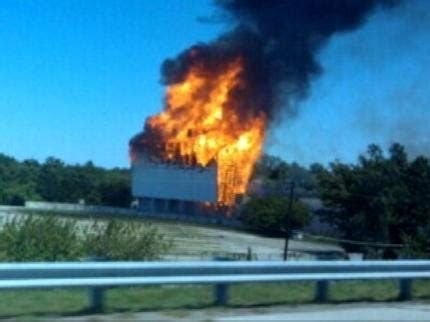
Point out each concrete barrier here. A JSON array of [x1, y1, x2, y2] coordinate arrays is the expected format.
[[25, 201, 138, 217]]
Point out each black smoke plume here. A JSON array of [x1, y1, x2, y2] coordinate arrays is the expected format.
[[160, 0, 399, 123], [131, 0, 400, 154]]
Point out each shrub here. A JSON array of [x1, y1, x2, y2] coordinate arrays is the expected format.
[[0, 216, 172, 261], [83, 220, 172, 261], [242, 196, 310, 235], [0, 216, 84, 261]]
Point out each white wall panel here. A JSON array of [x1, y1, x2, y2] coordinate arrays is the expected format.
[[132, 158, 218, 202]]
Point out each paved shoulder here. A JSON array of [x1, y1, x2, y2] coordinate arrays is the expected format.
[[216, 303, 430, 321], [34, 302, 430, 321]]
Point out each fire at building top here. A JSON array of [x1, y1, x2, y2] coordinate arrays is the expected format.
[[130, 58, 266, 206]]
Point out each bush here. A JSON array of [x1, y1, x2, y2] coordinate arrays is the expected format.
[[83, 220, 172, 261], [0, 216, 172, 261], [0, 216, 84, 261], [242, 196, 310, 235]]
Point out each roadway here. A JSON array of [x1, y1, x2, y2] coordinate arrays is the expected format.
[[216, 302, 430, 321], [35, 302, 430, 321]]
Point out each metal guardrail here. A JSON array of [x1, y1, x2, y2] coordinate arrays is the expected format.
[[0, 260, 429, 311]]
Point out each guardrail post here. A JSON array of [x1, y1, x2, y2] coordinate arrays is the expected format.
[[89, 285, 105, 313], [214, 257, 231, 306], [87, 256, 106, 313], [215, 282, 229, 306], [315, 281, 330, 302], [398, 279, 412, 301]]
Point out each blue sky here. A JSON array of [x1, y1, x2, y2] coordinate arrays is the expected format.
[[1, 0, 429, 168]]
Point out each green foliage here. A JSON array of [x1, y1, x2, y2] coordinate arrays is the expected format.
[[242, 196, 310, 234], [0, 216, 84, 261], [252, 154, 321, 198], [99, 176, 132, 207], [317, 143, 430, 256], [0, 216, 172, 262], [0, 155, 41, 205], [84, 220, 172, 261], [0, 153, 131, 207]]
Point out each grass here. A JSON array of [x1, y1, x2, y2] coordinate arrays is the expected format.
[[0, 289, 88, 317], [230, 282, 315, 306], [0, 280, 429, 318], [330, 280, 398, 302]]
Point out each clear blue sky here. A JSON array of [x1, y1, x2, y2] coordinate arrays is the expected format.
[[1, 0, 429, 168]]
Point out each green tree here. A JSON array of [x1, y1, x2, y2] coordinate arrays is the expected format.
[[36, 157, 67, 201], [252, 154, 320, 198], [0, 154, 41, 205], [317, 143, 430, 257], [242, 196, 310, 235], [99, 177, 132, 207], [0, 152, 132, 207]]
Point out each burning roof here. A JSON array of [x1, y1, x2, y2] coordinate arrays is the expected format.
[[131, 58, 265, 205]]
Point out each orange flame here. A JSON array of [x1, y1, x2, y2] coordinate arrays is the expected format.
[[146, 58, 266, 205]]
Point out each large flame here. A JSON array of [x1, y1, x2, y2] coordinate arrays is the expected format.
[[143, 58, 266, 206]]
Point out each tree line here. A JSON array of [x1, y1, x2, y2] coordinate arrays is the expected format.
[[0, 154, 131, 207], [317, 143, 430, 258], [1, 142, 429, 257], [245, 143, 430, 258]]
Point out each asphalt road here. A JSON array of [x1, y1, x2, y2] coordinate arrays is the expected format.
[[216, 303, 430, 321], [31, 302, 430, 321]]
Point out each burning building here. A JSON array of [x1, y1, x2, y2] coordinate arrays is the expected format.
[[130, 0, 398, 222], [130, 58, 266, 220]]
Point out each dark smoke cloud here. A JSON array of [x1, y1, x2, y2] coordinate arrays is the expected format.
[[160, 0, 399, 123]]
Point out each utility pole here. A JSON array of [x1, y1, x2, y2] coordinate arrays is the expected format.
[[283, 181, 295, 261]]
